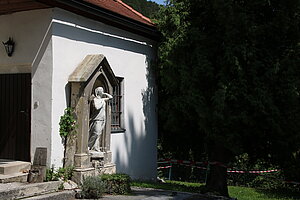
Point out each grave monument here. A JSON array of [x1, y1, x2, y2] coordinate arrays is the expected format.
[[65, 55, 117, 183]]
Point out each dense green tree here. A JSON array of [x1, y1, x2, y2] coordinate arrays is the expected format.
[[122, 0, 160, 19], [157, 0, 300, 196]]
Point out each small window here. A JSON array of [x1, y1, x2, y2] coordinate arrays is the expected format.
[[111, 77, 125, 132]]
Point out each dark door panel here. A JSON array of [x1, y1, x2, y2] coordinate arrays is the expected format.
[[0, 74, 31, 161]]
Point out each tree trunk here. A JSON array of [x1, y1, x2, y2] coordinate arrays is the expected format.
[[205, 141, 232, 197]]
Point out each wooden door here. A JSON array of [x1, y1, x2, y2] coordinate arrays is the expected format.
[[0, 74, 31, 161]]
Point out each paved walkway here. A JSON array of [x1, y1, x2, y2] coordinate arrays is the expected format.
[[99, 187, 233, 200], [0, 182, 233, 200], [100, 187, 195, 200]]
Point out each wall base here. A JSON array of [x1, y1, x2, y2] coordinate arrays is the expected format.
[[72, 167, 95, 184], [72, 163, 116, 184], [96, 163, 116, 176]]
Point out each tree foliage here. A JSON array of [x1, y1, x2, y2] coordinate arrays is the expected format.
[[122, 0, 160, 19], [157, 0, 300, 196]]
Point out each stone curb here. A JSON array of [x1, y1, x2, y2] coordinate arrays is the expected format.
[[22, 190, 75, 200], [0, 181, 63, 200]]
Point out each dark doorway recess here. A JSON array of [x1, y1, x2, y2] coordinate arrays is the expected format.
[[0, 73, 31, 161]]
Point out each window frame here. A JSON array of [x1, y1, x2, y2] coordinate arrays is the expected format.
[[111, 77, 125, 133]]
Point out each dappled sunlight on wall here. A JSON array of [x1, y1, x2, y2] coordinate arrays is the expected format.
[[112, 56, 157, 180], [113, 111, 156, 180]]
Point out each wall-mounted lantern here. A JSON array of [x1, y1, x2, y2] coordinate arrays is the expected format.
[[3, 37, 15, 57]]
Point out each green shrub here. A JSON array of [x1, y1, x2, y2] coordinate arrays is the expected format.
[[55, 166, 74, 181], [45, 166, 74, 182], [249, 171, 285, 190], [100, 173, 131, 194], [81, 176, 105, 199], [46, 167, 56, 182], [228, 153, 284, 190]]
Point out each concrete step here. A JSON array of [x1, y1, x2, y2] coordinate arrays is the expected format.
[[0, 181, 63, 200], [0, 159, 31, 175], [0, 172, 28, 183], [22, 190, 75, 200]]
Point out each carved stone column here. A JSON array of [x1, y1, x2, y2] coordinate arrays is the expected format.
[[71, 82, 95, 183]]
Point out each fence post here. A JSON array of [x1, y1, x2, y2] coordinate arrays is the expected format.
[[168, 163, 172, 180], [205, 163, 210, 184]]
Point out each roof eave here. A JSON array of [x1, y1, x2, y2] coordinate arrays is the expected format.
[[37, 0, 160, 41]]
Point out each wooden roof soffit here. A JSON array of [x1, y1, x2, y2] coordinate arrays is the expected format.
[[0, 0, 50, 15]]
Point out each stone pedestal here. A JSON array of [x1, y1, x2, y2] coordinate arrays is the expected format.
[[89, 151, 104, 158], [72, 153, 94, 183], [74, 153, 90, 168], [104, 151, 112, 165], [98, 163, 116, 175], [90, 151, 116, 176], [72, 167, 95, 183]]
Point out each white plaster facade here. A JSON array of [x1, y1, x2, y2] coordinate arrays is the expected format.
[[0, 8, 157, 180]]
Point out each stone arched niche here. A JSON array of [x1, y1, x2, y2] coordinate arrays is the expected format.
[[67, 54, 118, 183], [90, 74, 109, 152]]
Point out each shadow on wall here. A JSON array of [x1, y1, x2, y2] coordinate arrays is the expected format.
[[113, 57, 158, 180], [65, 83, 71, 107], [31, 22, 52, 77], [53, 22, 152, 55]]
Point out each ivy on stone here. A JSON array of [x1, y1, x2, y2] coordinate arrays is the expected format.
[[59, 107, 77, 139]]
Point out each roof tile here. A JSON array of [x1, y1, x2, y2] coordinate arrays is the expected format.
[[84, 0, 154, 26]]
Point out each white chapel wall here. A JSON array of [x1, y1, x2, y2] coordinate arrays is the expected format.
[[51, 8, 158, 179], [31, 35, 53, 167], [0, 9, 54, 165], [0, 9, 52, 70]]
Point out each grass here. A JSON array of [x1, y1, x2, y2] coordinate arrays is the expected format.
[[131, 180, 204, 193], [132, 180, 300, 200], [229, 186, 300, 200]]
